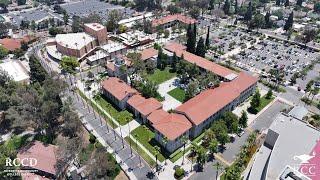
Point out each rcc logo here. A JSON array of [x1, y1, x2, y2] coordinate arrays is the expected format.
[[5, 158, 37, 167]]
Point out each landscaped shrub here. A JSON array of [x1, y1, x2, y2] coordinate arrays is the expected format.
[[174, 167, 185, 180], [89, 133, 97, 144]]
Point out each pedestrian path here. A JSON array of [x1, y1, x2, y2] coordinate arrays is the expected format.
[[157, 77, 182, 111], [115, 120, 140, 138]]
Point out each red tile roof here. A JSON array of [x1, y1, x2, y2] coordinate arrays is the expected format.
[[148, 109, 171, 125], [176, 72, 258, 125], [140, 48, 158, 61], [102, 77, 137, 101], [165, 44, 238, 79], [0, 38, 21, 51], [152, 112, 192, 140], [128, 94, 162, 116], [152, 14, 196, 27], [164, 42, 187, 52], [17, 141, 57, 175]]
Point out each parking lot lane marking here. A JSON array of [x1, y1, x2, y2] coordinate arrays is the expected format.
[[214, 154, 231, 167]]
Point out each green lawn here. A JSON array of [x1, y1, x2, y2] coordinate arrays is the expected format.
[[249, 95, 275, 114], [131, 125, 165, 162], [168, 87, 186, 102], [77, 89, 118, 128], [125, 137, 156, 167], [94, 95, 133, 126], [256, 95, 275, 112], [147, 67, 176, 85]]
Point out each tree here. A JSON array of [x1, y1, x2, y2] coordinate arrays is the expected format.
[[249, 14, 265, 31], [195, 37, 206, 57], [71, 16, 82, 32], [284, 0, 289, 7], [106, 10, 122, 32], [87, 148, 120, 179], [300, 28, 317, 45], [203, 129, 215, 147], [265, 11, 272, 28], [276, 0, 281, 6], [29, 55, 47, 84], [211, 120, 229, 146], [172, 52, 178, 72], [266, 89, 273, 99], [222, 111, 239, 133], [284, 12, 293, 31], [62, 104, 82, 138], [63, 11, 69, 25], [60, 56, 80, 74], [167, 4, 181, 14], [224, 165, 241, 179], [0, 0, 9, 13], [250, 90, 261, 112], [185, 80, 199, 100], [296, 0, 302, 6], [208, 138, 219, 157], [234, 0, 238, 14], [223, 0, 231, 15], [30, 20, 36, 31], [209, 0, 216, 10], [181, 136, 188, 165], [239, 110, 248, 128], [196, 146, 207, 169], [205, 26, 210, 48], [17, 0, 26, 5], [315, 2, 320, 13], [244, 2, 253, 22], [154, 145, 161, 171], [189, 7, 200, 19], [21, 41, 29, 51], [0, 46, 8, 59], [213, 162, 223, 180], [186, 24, 196, 53]]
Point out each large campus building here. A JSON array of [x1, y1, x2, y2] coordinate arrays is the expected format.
[[101, 42, 258, 153], [152, 14, 196, 31], [46, 23, 126, 63], [246, 106, 319, 180]]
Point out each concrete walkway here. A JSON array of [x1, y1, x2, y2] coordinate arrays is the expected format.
[[157, 77, 182, 111], [115, 120, 140, 138]]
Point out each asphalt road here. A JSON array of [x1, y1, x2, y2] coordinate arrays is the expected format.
[[64, 89, 157, 180]]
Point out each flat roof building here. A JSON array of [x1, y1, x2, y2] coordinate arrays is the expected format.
[[0, 60, 29, 84], [246, 109, 320, 180]]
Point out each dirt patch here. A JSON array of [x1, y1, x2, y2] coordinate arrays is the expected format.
[[115, 170, 129, 180]]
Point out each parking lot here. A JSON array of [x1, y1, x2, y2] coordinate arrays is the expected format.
[[235, 37, 319, 82], [61, 0, 134, 21], [206, 27, 260, 57]]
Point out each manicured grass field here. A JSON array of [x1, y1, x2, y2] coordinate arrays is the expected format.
[[94, 95, 133, 126], [249, 95, 275, 114], [256, 95, 275, 112], [147, 67, 176, 85], [168, 87, 186, 102], [131, 125, 165, 162]]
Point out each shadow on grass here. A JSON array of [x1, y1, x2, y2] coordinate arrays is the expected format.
[[247, 107, 258, 114]]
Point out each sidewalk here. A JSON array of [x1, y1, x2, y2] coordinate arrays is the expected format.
[[63, 91, 155, 180], [157, 77, 182, 111]]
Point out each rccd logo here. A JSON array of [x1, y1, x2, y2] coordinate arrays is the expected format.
[[5, 158, 37, 167]]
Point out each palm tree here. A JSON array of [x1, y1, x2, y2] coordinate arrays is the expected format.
[[181, 135, 188, 165], [134, 134, 142, 166], [212, 162, 223, 180], [154, 145, 161, 171], [127, 117, 133, 156]]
